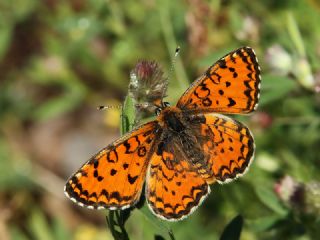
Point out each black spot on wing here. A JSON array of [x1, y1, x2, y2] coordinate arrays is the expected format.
[[128, 174, 138, 184], [227, 98, 236, 107], [110, 169, 117, 176]]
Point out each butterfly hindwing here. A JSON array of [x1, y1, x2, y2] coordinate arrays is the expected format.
[[177, 47, 261, 114], [64, 121, 159, 210], [188, 113, 255, 183], [145, 141, 210, 221]]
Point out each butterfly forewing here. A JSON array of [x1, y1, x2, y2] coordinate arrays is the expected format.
[[177, 47, 260, 114], [64, 121, 159, 210]]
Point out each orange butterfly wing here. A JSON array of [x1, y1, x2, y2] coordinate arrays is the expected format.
[[146, 142, 210, 221], [177, 47, 261, 114], [64, 121, 159, 210], [188, 113, 254, 183]]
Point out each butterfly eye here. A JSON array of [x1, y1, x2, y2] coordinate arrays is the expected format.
[[163, 102, 170, 107], [155, 108, 162, 116]]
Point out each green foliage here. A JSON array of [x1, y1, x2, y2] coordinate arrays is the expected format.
[[121, 95, 136, 135], [220, 215, 243, 240], [254, 186, 288, 217]]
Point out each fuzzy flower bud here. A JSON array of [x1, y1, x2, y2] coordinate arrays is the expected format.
[[129, 60, 167, 119], [274, 175, 303, 207], [275, 176, 320, 217], [304, 181, 320, 216]]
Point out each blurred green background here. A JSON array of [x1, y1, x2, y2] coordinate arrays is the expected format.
[[1, 0, 320, 239]]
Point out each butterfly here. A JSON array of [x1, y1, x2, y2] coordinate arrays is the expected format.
[[64, 47, 261, 221]]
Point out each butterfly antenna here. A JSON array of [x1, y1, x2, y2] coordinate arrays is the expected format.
[[162, 46, 181, 102], [97, 105, 122, 111]]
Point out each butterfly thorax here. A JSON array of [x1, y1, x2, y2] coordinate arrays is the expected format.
[[157, 106, 184, 132]]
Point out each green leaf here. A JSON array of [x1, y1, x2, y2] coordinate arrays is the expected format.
[[259, 74, 297, 106], [154, 235, 166, 240], [106, 211, 130, 240], [249, 215, 284, 232], [121, 95, 136, 135], [220, 215, 243, 240], [139, 205, 175, 240], [255, 186, 288, 216], [51, 218, 71, 240], [32, 96, 81, 121], [28, 209, 53, 240], [286, 12, 306, 57], [10, 227, 29, 240], [0, 24, 12, 60]]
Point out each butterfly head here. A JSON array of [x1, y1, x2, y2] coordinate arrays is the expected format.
[[155, 101, 171, 116], [155, 104, 186, 133]]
